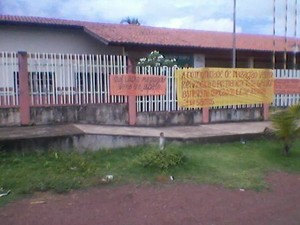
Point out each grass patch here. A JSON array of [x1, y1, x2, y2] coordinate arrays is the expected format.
[[1, 138, 300, 206]]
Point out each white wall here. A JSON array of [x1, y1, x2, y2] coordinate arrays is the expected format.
[[0, 25, 123, 55]]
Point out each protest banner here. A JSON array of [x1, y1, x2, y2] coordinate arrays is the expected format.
[[176, 68, 274, 108], [110, 74, 166, 96]]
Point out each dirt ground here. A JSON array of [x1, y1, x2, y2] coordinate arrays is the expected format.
[[1, 172, 300, 225]]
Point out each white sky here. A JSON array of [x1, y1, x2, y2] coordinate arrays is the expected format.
[[0, 0, 299, 37]]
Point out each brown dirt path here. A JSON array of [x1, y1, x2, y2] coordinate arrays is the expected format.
[[1, 172, 300, 225]]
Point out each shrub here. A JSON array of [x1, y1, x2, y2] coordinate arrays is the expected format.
[[137, 50, 177, 67], [271, 104, 300, 155], [136, 149, 185, 171]]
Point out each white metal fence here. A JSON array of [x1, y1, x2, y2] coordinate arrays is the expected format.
[[136, 66, 180, 112], [28, 53, 127, 105], [136, 67, 300, 112], [0, 51, 299, 110], [0, 52, 19, 106], [272, 69, 300, 107]]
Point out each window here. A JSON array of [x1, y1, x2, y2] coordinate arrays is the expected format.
[[0, 72, 19, 96], [30, 72, 55, 94], [76, 72, 100, 93]]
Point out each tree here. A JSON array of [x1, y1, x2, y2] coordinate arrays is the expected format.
[[271, 103, 300, 155], [137, 50, 177, 67], [120, 17, 140, 25]]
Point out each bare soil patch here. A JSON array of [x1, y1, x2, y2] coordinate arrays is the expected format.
[[1, 172, 300, 225]]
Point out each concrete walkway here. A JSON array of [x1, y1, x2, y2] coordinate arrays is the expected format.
[[74, 121, 271, 139], [0, 121, 272, 141], [0, 121, 273, 151]]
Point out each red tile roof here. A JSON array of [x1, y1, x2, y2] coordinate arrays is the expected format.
[[0, 14, 299, 52]]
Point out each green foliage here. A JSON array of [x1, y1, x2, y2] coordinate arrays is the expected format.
[[1, 139, 300, 206], [271, 104, 300, 155], [175, 139, 300, 190], [135, 149, 185, 171], [137, 50, 177, 67]]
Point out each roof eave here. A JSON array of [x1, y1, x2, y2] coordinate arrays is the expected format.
[[0, 20, 83, 30], [109, 41, 276, 53], [83, 28, 110, 45], [1, 20, 111, 46]]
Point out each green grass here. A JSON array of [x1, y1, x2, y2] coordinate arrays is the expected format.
[[1, 138, 300, 206], [171, 139, 300, 190]]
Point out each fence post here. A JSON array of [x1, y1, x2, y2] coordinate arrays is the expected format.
[[18, 51, 30, 125], [202, 107, 210, 124], [263, 103, 269, 120], [127, 58, 137, 126]]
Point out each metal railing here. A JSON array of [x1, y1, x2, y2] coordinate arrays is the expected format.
[[0, 51, 299, 110], [0, 52, 19, 107], [136, 66, 181, 112], [28, 53, 127, 106], [272, 69, 300, 107]]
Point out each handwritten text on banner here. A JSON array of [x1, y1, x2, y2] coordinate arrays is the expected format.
[[176, 68, 274, 108], [274, 79, 300, 94], [110, 74, 166, 96]]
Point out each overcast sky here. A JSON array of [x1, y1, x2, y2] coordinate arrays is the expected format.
[[0, 0, 299, 37]]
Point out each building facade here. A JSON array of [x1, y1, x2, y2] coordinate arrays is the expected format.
[[1, 15, 299, 69]]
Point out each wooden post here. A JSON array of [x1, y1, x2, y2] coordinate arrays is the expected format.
[[127, 58, 137, 126], [18, 51, 30, 125], [263, 103, 270, 120], [202, 107, 210, 124]]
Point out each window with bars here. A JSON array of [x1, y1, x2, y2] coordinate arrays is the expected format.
[[75, 72, 102, 93], [30, 72, 55, 94], [0, 72, 19, 96]]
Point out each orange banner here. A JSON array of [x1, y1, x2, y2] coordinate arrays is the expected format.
[[275, 79, 300, 94], [110, 74, 166, 96], [176, 68, 274, 108]]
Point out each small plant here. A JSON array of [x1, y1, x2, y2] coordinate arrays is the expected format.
[[137, 50, 177, 67], [136, 148, 185, 171], [271, 104, 300, 155]]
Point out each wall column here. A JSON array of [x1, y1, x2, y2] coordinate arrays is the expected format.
[[193, 54, 205, 68], [18, 51, 30, 125], [127, 58, 137, 126], [248, 57, 254, 68], [202, 107, 210, 124], [194, 54, 209, 123], [263, 103, 270, 121]]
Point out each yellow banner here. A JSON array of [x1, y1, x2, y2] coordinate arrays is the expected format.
[[176, 68, 274, 108]]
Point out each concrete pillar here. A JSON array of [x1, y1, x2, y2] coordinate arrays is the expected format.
[[263, 103, 269, 121], [18, 51, 30, 125], [127, 58, 137, 126], [202, 107, 210, 124], [248, 57, 254, 68], [194, 54, 205, 68], [194, 54, 207, 123]]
